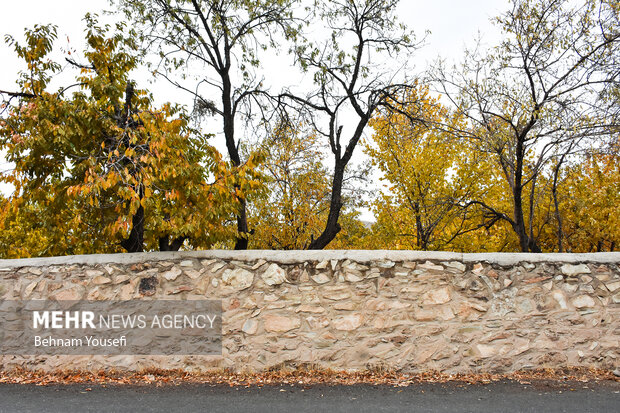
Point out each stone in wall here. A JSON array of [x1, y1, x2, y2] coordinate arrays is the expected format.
[[221, 268, 254, 290], [0, 252, 618, 374]]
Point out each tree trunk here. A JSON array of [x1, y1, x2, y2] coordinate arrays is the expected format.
[[119, 83, 144, 253], [512, 185, 542, 252], [512, 138, 541, 252], [308, 161, 345, 249], [159, 236, 187, 251], [552, 169, 564, 253], [222, 72, 249, 250], [413, 202, 427, 250], [512, 181, 530, 252], [121, 201, 144, 253], [234, 198, 249, 250]]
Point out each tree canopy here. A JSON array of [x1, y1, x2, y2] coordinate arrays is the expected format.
[[0, 16, 261, 257], [0, 0, 618, 257]]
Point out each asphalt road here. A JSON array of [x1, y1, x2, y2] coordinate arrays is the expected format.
[[0, 381, 618, 413]]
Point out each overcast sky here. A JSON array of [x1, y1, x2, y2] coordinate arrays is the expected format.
[[0, 0, 503, 87], [0, 0, 505, 211]]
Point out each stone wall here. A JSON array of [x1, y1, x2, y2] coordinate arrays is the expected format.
[[1, 251, 619, 373]]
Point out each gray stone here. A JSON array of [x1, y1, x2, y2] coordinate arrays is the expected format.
[[333, 302, 357, 311], [184, 270, 202, 280], [264, 315, 300, 332], [261, 264, 288, 286], [23, 281, 38, 298], [552, 290, 568, 310], [605, 281, 620, 292], [296, 305, 325, 314], [516, 298, 535, 314], [168, 285, 193, 295], [419, 261, 444, 271], [437, 306, 455, 320], [323, 291, 351, 301], [53, 286, 85, 301], [209, 262, 226, 273], [85, 270, 104, 277], [242, 319, 258, 335], [443, 261, 466, 272], [113, 275, 131, 284], [572, 295, 596, 309], [343, 261, 369, 272], [464, 301, 488, 312], [119, 283, 135, 300], [400, 285, 426, 295], [221, 268, 254, 290], [472, 263, 485, 275], [560, 264, 591, 277], [581, 275, 593, 283], [344, 272, 364, 282], [475, 344, 497, 358], [522, 262, 536, 270], [92, 275, 112, 285], [163, 267, 182, 281], [299, 269, 310, 283], [333, 314, 363, 331], [311, 273, 331, 284], [367, 269, 381, 279], [376, 260, 395, 269], [422, 287, 452, 305], [264, 293, 278, 302], [414, 308, 436, 321]]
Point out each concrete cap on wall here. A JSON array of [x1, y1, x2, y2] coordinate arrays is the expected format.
[[0, 250, 619, 269]]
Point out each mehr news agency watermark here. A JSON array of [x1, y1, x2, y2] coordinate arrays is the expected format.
[[0, 300, 222, 355]]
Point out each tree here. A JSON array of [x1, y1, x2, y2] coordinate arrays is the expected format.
[[247, 119, 331, 249], [555, 149, 620, 252], [0, 17, 259, 258], [432, 0, 620, 252], [365, 85, 507, 251], [115, 0, 299, 249], [282, 0, 423, 249], [247, 117, 368, 249]]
